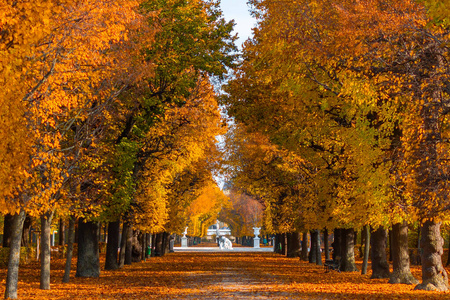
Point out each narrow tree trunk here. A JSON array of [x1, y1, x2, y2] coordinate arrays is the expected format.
[[340, 228, 358, 272], [309, 230, 318, 264], [151, 233, 156, 257], [287, 232, 301, 258], [118, 221, 129, 267], [21, 215, 32, 249], [154, 232, 163, 257], [389, 229, 393, 262], [315, 230, 322, 266], [332, 228, 342, 261], [324, 229, 330, 260], [389, 221, 418, 284], [360, 228, 365, 258], [76, 219, 100, 278], [361, 225, 370, 275], [58, 218, 65, 246], [3, 214, 14, 248], [301, 232, 308, 261], [40, 210, 54, 290], [62, 216, 75, 283], [414, 220, 449, 291], [370, 226, 390, 279], [105, 221, 120, 270], [4, 210, 26, 300], [124, 224, 133, 265]]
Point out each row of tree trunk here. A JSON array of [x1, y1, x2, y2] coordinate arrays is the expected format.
[[3, 212, 172, 299], [271, 222, 438, 286]]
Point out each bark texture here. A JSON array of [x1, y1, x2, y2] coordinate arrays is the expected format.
[[76, 219, 100, 278], [361, 225, 370, 275], [332, 228, 342, 261], [105, 221, 120, 270], [324, 229, 330, 260], [389, 221, 419, 284], [40, 210, 54, 290], [58, 218, 65, 246], [340, 228, 358, 272], [286, 232, 301, 258], [3, 213, 14, 247], [63, 216, 75, 283], [119, 220, 129, 267], [309, 230, 319, 264], [370, 226, 390, 279], [4, 210, 26, 300], [414, 220, 449, 291], [301, 232, 308, 261]]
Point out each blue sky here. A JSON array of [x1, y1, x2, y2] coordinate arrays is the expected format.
[[219, 0, 255, 49]]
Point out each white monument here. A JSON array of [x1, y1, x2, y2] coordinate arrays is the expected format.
[[219, 236, 233, 250], [181, 227, 188, 247], [253, 227, 261, 248]]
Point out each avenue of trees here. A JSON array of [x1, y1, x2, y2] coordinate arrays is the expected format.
[[1, 0, 236, 298], [222, 0, 450, 292], [3, 0, 450, 298]]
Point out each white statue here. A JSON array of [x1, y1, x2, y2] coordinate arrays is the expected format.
[[219, 236, 233, 250], [183, 227, 188, 238]]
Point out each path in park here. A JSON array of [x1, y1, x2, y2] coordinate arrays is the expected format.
[[170, 246, 292, 299], [6, 245, 450, 299]]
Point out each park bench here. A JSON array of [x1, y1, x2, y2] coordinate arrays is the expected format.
[[324, 256, 341, 273]]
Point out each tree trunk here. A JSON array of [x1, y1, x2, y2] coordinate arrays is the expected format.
[[3, 213, 14, 248], [21, 215, 32, 248], [389, 221, 418, 284], [131, 230, 143, 262], [105, 221, 120, 270], [151, 233, 157, 257], [62, 216, 75, 283], [361, 225, 370, 275], [389, 229, 393, 262], [118, 220, 129, 267], [340, 228, 358, 272], [332, 228, 342, 261], [4, 210, 26, 300], [154, 232, 163, 257], [315, 230, 322, 266], [324, 229, 330, 260], [370, 226, 390, 279], [40, 210, 54, 290], [309, 230, 318, 264], [76, 219, 100, 278], [301, 232, 308, 261], [58, 218, 65, 246], [125, 226, 133, 264], [414, 220, 449, 291], [286, 232, 301, 258]]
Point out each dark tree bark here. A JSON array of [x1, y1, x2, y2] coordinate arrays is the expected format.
[[21, 214, 32, 248], [361, 225, 370, 275], [4, 210, 26, 300], [415, 220, 449, 291], [286, 232, 301, 258], [62, 215, 75, 283], [370, 226, 390, 279], [76, 219, 100, 278], [332, 228, 342, 261], [163, 232, 170, 255], [340, 228, 358, 272], [154, 232, 163, 257], [124, 225, 133, 265], [151, 233, 156, 257], [3, 213, 14, 248], [40, 210, 54, 290], [315, 230, 322, 265], [389, 221, 418, 284], [131, 230, 143, 262], [301, 232, 308, 261], [58, 218, 65, 246], [309, 230, 319, 264], [119, 220, 129, 267], [388, 229, 393, 262], [324, 229, 330, 260], [105, 221, 120, 270]]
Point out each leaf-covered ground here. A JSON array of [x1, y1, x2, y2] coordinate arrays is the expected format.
[[1, 251, 450, 299]]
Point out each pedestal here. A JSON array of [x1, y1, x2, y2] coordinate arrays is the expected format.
[[253, 237, 260, 248], [181, 237, 188, 247]]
